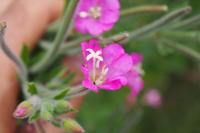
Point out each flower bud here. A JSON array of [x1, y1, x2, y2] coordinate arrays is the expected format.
[[13, 101, 33, 119], [55, 100, 73, 113], [40, 101, 54, 121], [63, 119, 85, 133], [40, 111, 53, 121]]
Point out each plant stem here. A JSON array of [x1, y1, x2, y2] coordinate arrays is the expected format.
[[121, 5, 168, 16], [125, 6, 191, 40], [157, 31, 200, 44], [68, 88, 89, 99], [0, 22, 28, 81], [30, 0, 79, 74], [160, 38, 200, 62], [98, 7, 192, 45], [170, 14, 200, 30]]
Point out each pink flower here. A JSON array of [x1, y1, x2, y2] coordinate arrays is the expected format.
[[126, 53, 144, 97], [144, 89, 162, 108], [81, 39, 132, 92], [75, 0, 120, 36]]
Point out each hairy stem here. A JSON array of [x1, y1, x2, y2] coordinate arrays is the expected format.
[[0, 22, 27, 81], [30, 0, 79, 73], [121, 5, 168, 16]]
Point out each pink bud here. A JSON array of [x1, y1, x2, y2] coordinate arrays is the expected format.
[[144, 89, 162, 108], [13, 101, 33, 119]]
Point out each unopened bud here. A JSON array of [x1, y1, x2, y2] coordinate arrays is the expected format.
[[55, 100, 73, 113], [63, 119, 85, 133], [13, 101, 33, 119], [40, 111, 53, 121]]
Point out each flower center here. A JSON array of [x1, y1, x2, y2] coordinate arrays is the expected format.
[[86, 49, 108, 85], [79, 6, 102, 19]]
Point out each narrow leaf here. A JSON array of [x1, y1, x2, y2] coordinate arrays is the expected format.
[[20, 43, 30, 66]]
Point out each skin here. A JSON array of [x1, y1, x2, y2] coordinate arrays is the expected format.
[[0, 0, 83, 133]]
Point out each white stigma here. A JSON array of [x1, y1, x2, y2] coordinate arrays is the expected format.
[[79, 11, 89, 18], [86, 49, 103, 62]]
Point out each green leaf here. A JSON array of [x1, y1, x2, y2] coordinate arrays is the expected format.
[[54, 88, 69, 100], [20, 43, 30, 66], [27, 82, 38, 95], [28, 111, 40, 123]]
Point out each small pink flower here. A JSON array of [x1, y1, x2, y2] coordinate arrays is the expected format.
[[81, 39, 132, 92], [75, 0, 120, 36], [144, 89, 162, 108]]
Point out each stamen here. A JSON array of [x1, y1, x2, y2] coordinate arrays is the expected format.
[[96, 60, 101, 68], [89, 6, 102, 19], [95, 66, 109, 85]]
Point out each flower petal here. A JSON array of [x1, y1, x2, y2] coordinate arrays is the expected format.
[[100, 10, 120, 24], [86, 20, 104, 36], [126, 71, 144, 96], [102, 44, 125, 66], [131, 53, 143, 65], [81, 39, 102, 59], [107, 54, 133, 79], [82, 80, 98, 92], [100, 0, 120, 10], [99, 79, 123, 91]]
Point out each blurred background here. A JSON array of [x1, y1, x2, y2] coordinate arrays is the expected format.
[[71, 0, 200, 133]]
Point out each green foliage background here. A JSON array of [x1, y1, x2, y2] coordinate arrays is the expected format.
[[76, 0, 200, 133]]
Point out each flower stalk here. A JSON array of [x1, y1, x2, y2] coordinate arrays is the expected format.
[[30, 0, 79, 74], [121, 5, 168, 16], [125, 6, 192, 41], [0, 22, 28, 81]]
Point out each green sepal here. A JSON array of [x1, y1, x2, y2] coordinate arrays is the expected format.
[[28, 111, 40, 123], [54, 88, 69, 100], [27, 82, 38, 95]]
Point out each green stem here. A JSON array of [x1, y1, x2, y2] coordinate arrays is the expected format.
[[170, 14, 200, 29], [0, 22, 28, 81], [30, 0, 79, 74], [121, 5, 168, 16], [157, 31, 200, 44], [126, 6, 191, 40], [160, 39, 200, 62]]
